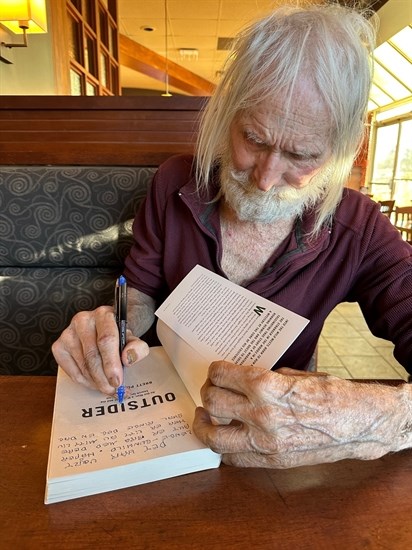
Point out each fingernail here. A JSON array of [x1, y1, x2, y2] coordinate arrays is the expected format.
[[127, 350, 138, 365], [109, 375, 121, 387]]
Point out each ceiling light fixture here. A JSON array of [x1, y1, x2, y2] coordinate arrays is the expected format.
[[0, 0, 48, 64], [161, 0, 172, 97]]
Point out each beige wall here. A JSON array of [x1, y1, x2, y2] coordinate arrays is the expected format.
[[375, 0, 412, 46]]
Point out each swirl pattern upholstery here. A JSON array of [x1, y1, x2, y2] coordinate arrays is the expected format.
[[0, 166, 156, 375]]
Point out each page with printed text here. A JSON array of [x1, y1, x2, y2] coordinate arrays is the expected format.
[[156, 265, 309, 403]]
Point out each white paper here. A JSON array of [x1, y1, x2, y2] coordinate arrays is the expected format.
[[156, 265, 309, 372]]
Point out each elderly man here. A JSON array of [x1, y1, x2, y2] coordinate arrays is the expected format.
[[53, 3, 412, 469]]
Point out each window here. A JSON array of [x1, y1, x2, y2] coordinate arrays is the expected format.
[[367, 23, 412, 206], [67, 0, 119, 96], [369, 118, 412, 205], [368, 25, 412, 112]]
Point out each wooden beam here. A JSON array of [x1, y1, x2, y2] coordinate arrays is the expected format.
[[119, 34, 215, 97]]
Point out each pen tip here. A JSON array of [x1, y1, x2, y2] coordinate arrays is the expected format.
[[117, 386, 125, 404], [118, 274, 127, 285]]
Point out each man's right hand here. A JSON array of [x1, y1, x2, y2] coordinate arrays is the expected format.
[[52, 305, 149, 396]]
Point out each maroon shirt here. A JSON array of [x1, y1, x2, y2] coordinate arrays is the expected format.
[[124, 154, 412, 373]]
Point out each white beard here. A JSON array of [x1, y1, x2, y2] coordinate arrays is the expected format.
[[219, 158, 330, 224]]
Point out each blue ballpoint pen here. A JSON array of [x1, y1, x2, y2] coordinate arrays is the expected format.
[[115, 275, 127, 403]]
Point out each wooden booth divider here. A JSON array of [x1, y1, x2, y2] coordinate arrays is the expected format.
[[0, 96, 206, 166]]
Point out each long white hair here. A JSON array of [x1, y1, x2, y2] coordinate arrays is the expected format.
[[195, 2, 377, 235]]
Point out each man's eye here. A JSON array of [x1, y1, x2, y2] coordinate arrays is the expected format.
[[289, 152, 305, 160], [289, 152, 317, 162], [244, 132, 266, 147]]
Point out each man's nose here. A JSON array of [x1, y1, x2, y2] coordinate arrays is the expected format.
[[253, 152, 286, 191]]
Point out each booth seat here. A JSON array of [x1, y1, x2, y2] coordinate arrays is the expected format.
[[0, 166, 156, 375]]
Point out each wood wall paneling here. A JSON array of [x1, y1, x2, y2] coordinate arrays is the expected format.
[[0, 96, 206, 166]]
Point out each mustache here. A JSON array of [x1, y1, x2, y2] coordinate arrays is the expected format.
[[219, 159, 329, 224], [228, 166, 292, 197]]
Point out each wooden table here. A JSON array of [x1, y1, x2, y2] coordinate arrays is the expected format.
[[1, 376, 412, 549]]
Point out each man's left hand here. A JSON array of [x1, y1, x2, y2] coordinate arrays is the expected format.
[[193, 361, 408, 468]]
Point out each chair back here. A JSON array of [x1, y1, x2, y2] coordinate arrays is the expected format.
[[379, 200, 395, 216], [394, 206, 412, 240]]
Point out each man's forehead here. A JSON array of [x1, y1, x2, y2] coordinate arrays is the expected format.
[[237, 81, 330, 129], [237, 100, 331, 135]]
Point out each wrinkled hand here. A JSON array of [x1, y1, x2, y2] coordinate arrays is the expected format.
[[193, 361, 402, 469], [52, 306, 149, 396]]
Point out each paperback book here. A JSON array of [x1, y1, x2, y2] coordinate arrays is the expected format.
[[45, 265, 309, 504]]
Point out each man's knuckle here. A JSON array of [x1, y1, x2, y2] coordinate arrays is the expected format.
[[83, 347, 100, 364], [71, 370, 89, 386], [201, 387, 218, 411], [207, 440, 221, 454], [253, 405, 277, 428], [51, 340, 62, 357], [96, 330, 117, 350], [71, 310, 90, 326], [202, 430, 220, 453], [51, 334, 74, 361]]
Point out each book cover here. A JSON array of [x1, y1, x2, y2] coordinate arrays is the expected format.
[[45, 347, 220, 504]]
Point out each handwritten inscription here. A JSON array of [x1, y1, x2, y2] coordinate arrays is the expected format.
[[57, 413, 193, 471]]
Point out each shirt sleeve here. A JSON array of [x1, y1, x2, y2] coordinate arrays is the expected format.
[[348, 205, 412, 372], [123, 155, 195, 304]]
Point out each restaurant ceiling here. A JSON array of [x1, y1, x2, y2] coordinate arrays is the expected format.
[[118, 0, 411, 112]]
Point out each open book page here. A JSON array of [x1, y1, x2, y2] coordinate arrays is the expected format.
[[156, 265, 309, 393], [45, 347, 219, 503], [157, 319, 210, 406]]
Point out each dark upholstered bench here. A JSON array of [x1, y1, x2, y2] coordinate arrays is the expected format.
[[0, 166, 156, 375]]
